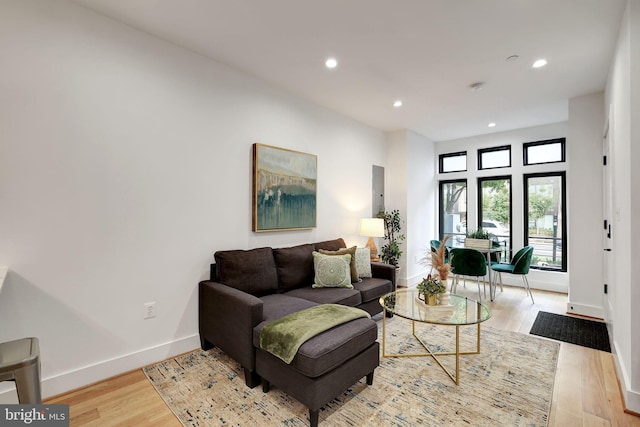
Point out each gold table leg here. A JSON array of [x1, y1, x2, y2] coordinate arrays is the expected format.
[[381, 318, 482, 385]]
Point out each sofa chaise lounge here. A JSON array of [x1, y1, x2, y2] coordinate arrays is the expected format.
[[198, 238, 396, 426]]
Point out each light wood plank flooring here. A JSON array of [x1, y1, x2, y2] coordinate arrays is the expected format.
[[45, 286, 640, 426]]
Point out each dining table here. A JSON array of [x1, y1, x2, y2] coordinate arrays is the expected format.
[[450, 241, 504, 301]]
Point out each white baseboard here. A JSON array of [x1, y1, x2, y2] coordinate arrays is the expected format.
[[566, 301, 604, 319], [0, 334, 201, 404], [612, 339, 640, 413], [405, 272, 425, 288]]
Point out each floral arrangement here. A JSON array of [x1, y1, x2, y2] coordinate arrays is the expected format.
[[430, 235, 452, 281], [417, 274, 446, 296]]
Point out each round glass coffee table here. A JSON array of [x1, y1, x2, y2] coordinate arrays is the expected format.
[[379, 288, 491, 384]]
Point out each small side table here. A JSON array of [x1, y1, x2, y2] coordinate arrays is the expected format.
[[0, 337, 42, 403]]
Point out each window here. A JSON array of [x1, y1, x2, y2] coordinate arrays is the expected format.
[[439, 151, 467, 173], [523, 138, 565, 165], [478, 145, 511, 170], [439, 180, 467, 243], [524, 172, 567, 271], [478, 176, 512, 261]]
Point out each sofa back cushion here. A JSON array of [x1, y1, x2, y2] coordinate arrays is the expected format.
[[273, 243, 315, 293], [314, 238, 346, 252], [214, 247, 278, 297]]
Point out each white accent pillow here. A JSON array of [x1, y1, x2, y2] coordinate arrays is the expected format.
[[355, 247, 372, 278], [312, 252, 353, 288]]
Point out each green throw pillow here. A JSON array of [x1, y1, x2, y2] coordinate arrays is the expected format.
[[312, 252, 353, 288], [319, 245, 358, 283], [355, 247, 372, 278]]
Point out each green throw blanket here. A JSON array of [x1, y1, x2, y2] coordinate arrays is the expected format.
[[259, 304, 370, 364]]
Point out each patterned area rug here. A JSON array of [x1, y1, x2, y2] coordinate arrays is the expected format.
[[144, 318, 559, 426]]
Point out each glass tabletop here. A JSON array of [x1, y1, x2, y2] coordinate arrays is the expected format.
[[380, 288, 491, 325]]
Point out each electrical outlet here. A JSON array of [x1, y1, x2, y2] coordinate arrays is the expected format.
[[144, 302, 156, 319]]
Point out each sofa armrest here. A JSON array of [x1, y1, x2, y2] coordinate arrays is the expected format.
[[199, 280, 263, 372], [371, 262, 397, 291]]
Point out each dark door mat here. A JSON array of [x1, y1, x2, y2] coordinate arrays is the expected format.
[[530, 311, 611, 352]]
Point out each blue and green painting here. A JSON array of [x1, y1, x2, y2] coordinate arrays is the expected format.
[[255, 145, 317, 231]]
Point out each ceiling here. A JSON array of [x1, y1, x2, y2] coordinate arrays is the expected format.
[[73, 0, 627, 142]]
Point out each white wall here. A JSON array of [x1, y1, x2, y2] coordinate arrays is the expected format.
[[605, 0, 640, 413], [0, 0, 388, 401], [384, 131, 408, 285], [567, 92, 605, 318], [630, 0, 640, 406], [384, 130, 437, 287], [435, 122, 569, 294], [405, 131, 437, 286]]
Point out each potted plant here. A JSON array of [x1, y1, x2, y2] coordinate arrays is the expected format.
[[377, 209, 405, 267], [417, 274, 446, 305], [465, 228, 492, 249]]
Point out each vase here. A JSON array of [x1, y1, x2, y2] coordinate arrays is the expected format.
[[438, 292, 450, 306], [426, 294, 438, 306]]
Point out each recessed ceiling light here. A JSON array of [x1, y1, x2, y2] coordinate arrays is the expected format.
[[488, 122, 496, 128], [325, 58, 338, 69], [469, 82, 486, 91], [393, 100, 403, 108], [532, 59, 548, 68], [506, 55, 519, 62]]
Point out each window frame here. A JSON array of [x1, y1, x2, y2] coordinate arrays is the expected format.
[[523, 171, 567, 272], [439, 151, 467, 174], [478, 145, 511, 170], [523, 138, 566, 166], [477, 175, 513, 260], [438, 179, 468, 242]]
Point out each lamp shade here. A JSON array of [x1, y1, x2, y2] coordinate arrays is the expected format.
[[359, 218, 385, 237]]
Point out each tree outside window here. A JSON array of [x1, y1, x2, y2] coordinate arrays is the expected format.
[[439, 180, 467, 243], [524, 173, 566, 271]]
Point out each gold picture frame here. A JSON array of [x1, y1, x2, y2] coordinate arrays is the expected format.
[[252, 143, 317, 232]]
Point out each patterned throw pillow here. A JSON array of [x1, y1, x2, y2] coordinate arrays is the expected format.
[[355, 247, 372, 278], [318, 246, 358, 283], [311, 252, 353, 288]]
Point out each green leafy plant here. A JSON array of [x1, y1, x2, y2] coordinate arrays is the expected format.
[[417, 275, 446, 296], [465, 228, 491, 239], [377, 209, 405, 267]]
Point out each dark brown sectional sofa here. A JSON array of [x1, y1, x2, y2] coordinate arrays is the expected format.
[[198, 238, 396, 426]]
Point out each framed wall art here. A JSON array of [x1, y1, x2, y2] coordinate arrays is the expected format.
[[252, 143, 317, 232]]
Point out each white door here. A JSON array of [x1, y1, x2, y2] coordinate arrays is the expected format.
[[602, 117, 614, 322]]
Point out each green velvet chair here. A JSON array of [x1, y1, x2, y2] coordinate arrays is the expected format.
[[489, 239, 502, 264], [449, 248, 487, 301], [490, 246, 535, 303]]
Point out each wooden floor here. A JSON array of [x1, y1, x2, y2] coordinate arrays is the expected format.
[[45, 286, 640, 426]]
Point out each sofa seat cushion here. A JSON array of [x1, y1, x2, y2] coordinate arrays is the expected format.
[[254, 316, 377, 378], [273, 244, 315, 293], [260, 294, 318, 324], [352, 277, 393, 303], [283, 286, 361, 307], [214, 247, 278, 297]]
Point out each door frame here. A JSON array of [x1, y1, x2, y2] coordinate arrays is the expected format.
[[602, 111, 614, 323]]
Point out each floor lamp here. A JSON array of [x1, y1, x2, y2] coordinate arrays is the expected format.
[[359, 218, 385, 262]]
